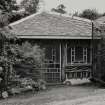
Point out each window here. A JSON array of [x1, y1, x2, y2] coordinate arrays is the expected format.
[[44, 45, 60, 63], [83, 48, 87, 63], [75, 47, 83, 63], [71, 47, 75, 63], [67, 47, 88, 64], [52, 48, 56, 62]]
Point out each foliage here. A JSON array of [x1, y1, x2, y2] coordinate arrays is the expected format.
[[0, 11, 29, 26], [20, 77, 36, 86], [0, 12, 10, 28], [0, 0, 18, 12], [9, 12, 29, 23], [10, 41, 45, 80], [0, 67, 3, 83], [0, 1, 44, 95], [21, 0, 39, 14], [37, 79, 46, 90], [18, 78, 46, 90], [72, 11, 79, 16], [0, 0, 24, 24], [0, 26, 17, 40], [79, 9, 100, 20], [14, 41, 45, 67], [102, 13, 105, 16], [0, 12, 17, 61], [51, 4, 66, 14], [8, 77, 46, 95], [0, 10, 18, 95]]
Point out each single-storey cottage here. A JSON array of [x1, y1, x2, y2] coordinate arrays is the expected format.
[[10, 11, 100, 83]]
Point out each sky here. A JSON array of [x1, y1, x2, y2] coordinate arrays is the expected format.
[[16, 0, 105, 14]]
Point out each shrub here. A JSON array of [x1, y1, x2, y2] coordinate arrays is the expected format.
[[12, 41, 45, 81]]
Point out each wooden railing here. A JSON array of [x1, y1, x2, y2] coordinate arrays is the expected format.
[[42, 68, 60, 83], [65, 69, 91, 79], [65, 64, 91, 79], [32, 68, 61, 83]]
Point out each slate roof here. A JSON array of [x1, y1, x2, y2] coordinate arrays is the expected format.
[[10, 11, 92, 39]]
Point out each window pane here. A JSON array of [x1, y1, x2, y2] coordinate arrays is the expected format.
[[75, 47, 83, 62], [45, 45, 60, 63], [45, 47, 53, 60], [67, 48, 71, 63], [87, 48, 90, 63], [72, 56, 75, 62]]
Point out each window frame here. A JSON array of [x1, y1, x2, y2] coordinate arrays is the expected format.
[[68, 47, 88, 64]]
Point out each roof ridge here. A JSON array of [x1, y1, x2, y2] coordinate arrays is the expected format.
[[71, 16, 92, 24], [46, 11, 91, 23], [10, 10, 91, 27]]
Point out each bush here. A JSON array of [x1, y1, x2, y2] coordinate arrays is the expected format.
[[8, 77, 37, 94], [12, 41, 45, 80], [37, 79, 46, 90]]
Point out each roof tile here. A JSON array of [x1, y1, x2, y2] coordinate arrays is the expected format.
[[10, 11, 92, 39]]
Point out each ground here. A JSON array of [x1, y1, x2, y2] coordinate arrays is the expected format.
[[0, 81, 105, 105]]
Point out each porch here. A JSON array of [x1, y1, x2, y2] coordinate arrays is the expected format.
[[37, 39, 92, 83]]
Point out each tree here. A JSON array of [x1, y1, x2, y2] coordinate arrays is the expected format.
[[102, 13, 105, 16], [9, 11, 29, 23], [79, 9, 100, 20], [0, 12, 9, 28], [0, 0, 21, 24], [51, 4, 66, 14], [0, 10, 18, 91], [21, 0, 39, 14], [72, 11, 79, 16], [0, 0, 18, 12]]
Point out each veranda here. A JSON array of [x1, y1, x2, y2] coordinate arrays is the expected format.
[[21, 39, 92, 83]]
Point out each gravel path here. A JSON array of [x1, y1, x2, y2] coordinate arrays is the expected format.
[[45, 94, 105, 105], [0, 82, 105, 105]]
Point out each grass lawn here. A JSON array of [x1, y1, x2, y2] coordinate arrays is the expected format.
[[0, 82, 105, 105]]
